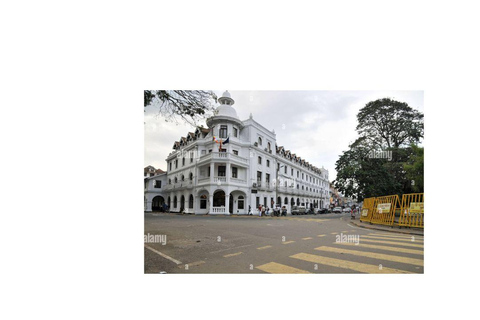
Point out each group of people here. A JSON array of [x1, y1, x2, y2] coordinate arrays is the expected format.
[[258, 204, 270, 216]]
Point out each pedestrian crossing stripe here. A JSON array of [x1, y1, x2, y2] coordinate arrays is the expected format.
[[290, 253, 411, 274], [317, 235, 326, 237], [302, 237, 313, 240], [359, 238, 424, 248], [334, 242, 423, 255], [256, 262, 311, 274], [362, 235, 424, 243], [369, 233, 423, 240], [282, 241, 295, 245], [315, 246, 424, 266]]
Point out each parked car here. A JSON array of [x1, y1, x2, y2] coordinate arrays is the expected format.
[[306, 208, 316, 215], [343, 207, 351, 213], [332, 207, 343, 214], [292, 205, 306, 215], [317, 208, 328, 214]]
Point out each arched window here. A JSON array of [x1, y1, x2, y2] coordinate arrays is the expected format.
[[258, 137, 262, 146], [297, 198, 300, 206], [168, 197, 171, 208], [174, 177, 178, 183], [284, 197, 288, 206], [267, 142, 271, 151], [189, 194, 194, 209], [173, 196, 177, 208], [189, 172, 193, 181], [168, 179, 171, 185], [181, 175, 185, 181]]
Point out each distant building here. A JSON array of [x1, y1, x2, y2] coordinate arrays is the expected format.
[[144, 91, 330, 214]]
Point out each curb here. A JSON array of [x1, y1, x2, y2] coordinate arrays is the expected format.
[[348, 219, 424, 236]]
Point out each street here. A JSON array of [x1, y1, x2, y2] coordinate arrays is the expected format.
[[144, 212, 424, 274]]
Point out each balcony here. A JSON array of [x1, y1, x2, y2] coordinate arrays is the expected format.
[[198, 152, 249, 165]]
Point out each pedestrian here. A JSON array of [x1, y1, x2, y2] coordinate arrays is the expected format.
[[266, 206, 270, 216], [248, 205, 252, 215], [261, 205, 266, 217]]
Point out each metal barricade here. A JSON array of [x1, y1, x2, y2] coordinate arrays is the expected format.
[[370, 195, 400, 226], [360, 197, 376, 223], [398, 193, 424, 228]]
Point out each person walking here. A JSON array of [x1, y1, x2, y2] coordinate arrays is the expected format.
[[261, 205, 266, 217]]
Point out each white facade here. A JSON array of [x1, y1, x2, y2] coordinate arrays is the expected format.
[[144, 91, 329, 215]]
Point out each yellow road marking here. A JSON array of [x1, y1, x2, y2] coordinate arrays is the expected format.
[[315, 246, 424, 266], [290, 253, 411, 274], [362, 235, 424, 243], [302, 237, 313, 240], [369, 233, 423, 240], [317, 235, 326, 237], [360, 238, 424, 248], [330, 232, 338, 235], [257, 245, 272, 250], [223, 252, 243, 258], [335, 242, 423, 255], [282, 241, 295, 245], [256, 262, 311, 274]]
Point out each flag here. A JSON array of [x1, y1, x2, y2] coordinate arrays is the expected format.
[[223, 137, 229, 145], [213, 136, 220, 144]]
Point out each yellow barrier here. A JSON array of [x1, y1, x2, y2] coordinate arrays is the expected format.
[[360, 197, 376, 223], [398, 193, 424, 228], [370, 195, 400, 226]]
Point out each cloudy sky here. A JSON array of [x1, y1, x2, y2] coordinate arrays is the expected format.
[[144, 91, 424, 181]]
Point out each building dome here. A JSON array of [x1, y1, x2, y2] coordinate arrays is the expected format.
[[215, 104, 239, 119], [222, 90, 231, 98]]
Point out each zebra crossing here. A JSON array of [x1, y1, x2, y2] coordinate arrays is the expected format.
[[255, 232, 424, 274], [230, 215, 328, 223]]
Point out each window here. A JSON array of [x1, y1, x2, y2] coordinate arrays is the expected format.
[[258, 156, 262, 165], [266, 159, 270, 167], [219, 125, 228, 138], [168, 179, 171, 185], [256, 197, 260, 208], [181, 175, 184, 181], [266, 173, 270, 184], [233, 127, 238, 138], [208, 149, 212, 153], [258, 137, 262, 146], [297, 184, 299, 189], [238, 195, 244, 210], [291, 168, 294, 176], [257, 171, 262, 184], [233, 150, 238, 155], [189, 172, 193, 181], [175, 160, 178, 169], [219, 148, 226, 153], [218, 166, 226, 177], [284, 166, 287, 174], [267, 142, 271, 151], [200, 195, 207, 209], [302, 173, 304, 180], [169, 162, 172, 171], [189, 195, 194, 209], [174, 177, 178, 183], [173, 196, 177, 208], [154, 180, 162, 188], [190, 152, 194, 163], [232, 167, 238, 178], [208, 167, 211, 177], [297, 171, 299, 178], [182, 157, 185, 166]]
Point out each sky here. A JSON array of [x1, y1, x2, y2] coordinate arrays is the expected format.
[[144, 90, 424, 181]]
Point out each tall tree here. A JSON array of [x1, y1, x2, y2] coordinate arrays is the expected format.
[[144, 90, 217, 126], [334, 98, 424, 201]]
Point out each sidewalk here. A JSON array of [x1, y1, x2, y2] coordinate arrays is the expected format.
[[346, 217, 424, 236]]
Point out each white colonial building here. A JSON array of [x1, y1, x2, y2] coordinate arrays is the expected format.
[[144, 91, 330, 215]]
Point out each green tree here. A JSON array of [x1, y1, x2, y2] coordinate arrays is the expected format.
[[144, 90, 217, 125], [403, 144, 424, 193], [334, 98, 424, 201]]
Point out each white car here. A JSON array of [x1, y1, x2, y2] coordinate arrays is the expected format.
[[343, 207, 351, 213]]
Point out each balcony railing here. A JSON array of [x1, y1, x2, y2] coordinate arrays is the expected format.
[[211, 207, 226, 214], [199, 152, 248, 164]]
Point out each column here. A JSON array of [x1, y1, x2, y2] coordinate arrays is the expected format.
[[210, 162, 215, 184], [226, 163, 231, 184], [225, 194, 230, 215], [209, 194, 214, 214]]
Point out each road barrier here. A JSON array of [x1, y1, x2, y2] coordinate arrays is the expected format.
[[360, 197, 376, 223], [369, 195, 400, 226], [398, 193, 424, 228]]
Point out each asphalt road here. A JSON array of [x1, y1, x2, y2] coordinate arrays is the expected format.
[[144, 212, 424, 274]]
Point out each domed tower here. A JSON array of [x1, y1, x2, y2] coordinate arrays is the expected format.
[[206, 91, 244, 130]]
